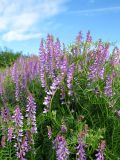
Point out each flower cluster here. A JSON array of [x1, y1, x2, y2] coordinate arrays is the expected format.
[[12, 106, 24, 158], [88, 42, 109, 80], [39, 39, 46, 88], [53, 135, 69, 160], [0, 32, 120, 160], [111, 47, 120, 66], [17, 136, 29, 160], [67, 64, 75, 96], [95, 140, 106, 160], [76, 137, 86, 160], [7, 127, 14, 142], [1, 107, 10, 122], [43, 76, 61, 113], [26, 94, 37, 134], [104, 75, 113, 97], [11, 63, 19, 101]]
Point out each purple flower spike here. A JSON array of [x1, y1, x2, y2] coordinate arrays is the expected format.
[[111, 47, 120, 66], [95, 140, 106, 160], [86, 31, 92, 43], [88, 42, 109, 81], [8, 127, 14, 142], [43, 76, 61, 113], [12, 106, 23, 141], [11, 63, 19, 101], [12, 106, 23, 128], [1, 107, 10, 122], [76, 137, 86, 160], [26, 94, 37, 134], [104, 75, 113, 97], [53, 135, 69, 160], [54, 38, 61, 69], [12, 106, 24, 158], [60, 55, 68, 76], [76, 31, 82, 44], [67, 64, 75, 96], [39, 39, 46, 88], [17, 136, 29, 160]]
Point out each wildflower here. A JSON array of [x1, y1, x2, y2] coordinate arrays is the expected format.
[[67, 64, 75, 96], [71, 47, 78, 56], [86, 31, 92, 43], [104, 75, 113, 97], [61, 124, 67, 134], [11, 63, 19, 101], [95, 140, 106, 160], [60, 55, 68, 76], [76, 136, 86, 160], [47, 126, 52, 139], [53, 135, 69, 160], [26, 94, 37, 133], [1, 107, 10, 122], [12, 106, 23, 141], [17, 136, 29, 160], [43, 76, 61, 113], [111, 47, 120, 66], [0, 74, 4, 96], [12, 106, 24, 158], [54, 38, 61, 69], [88, 42, 109, 81], [39, 39, 46, 88], [8, 127, 14, 142], [76, 31, 82, 45], [46, 34, 55, 78]]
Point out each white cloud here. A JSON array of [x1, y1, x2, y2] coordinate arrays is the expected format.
[[0, 0, 68, 41], [3, 30, 41, 41], [70, 6, 120, 15]]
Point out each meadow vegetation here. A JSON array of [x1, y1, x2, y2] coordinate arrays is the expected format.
[[0, 32, 120, 160]]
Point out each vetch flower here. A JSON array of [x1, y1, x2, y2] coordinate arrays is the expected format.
[[95, 140, 106, 160], [104, 75, 113, 97], [39, 39, 46, 88], [1, 107, 10, 122], [88, 42, 109, 81], [53, 135, 69, 160], [26, 94, 37, 134], [12, 106, 24, 159], [61, 124, 67, 134], [7, 127, 14, 142], [86, 31, 92, 43], [111, 47, 120, 66], [67, 64, 75, 96], [76, 31, 82, 45], [76, 137, 86, 160], [43, 76, 61, 113], [17, 136, 29, 160], [12, 106, 23, 141], [11, 63, 19, 101]]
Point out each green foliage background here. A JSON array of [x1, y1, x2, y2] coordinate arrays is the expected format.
[[0, 47, 21, 68]]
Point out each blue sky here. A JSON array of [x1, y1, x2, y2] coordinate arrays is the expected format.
[[0, 0, 120, 54]]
